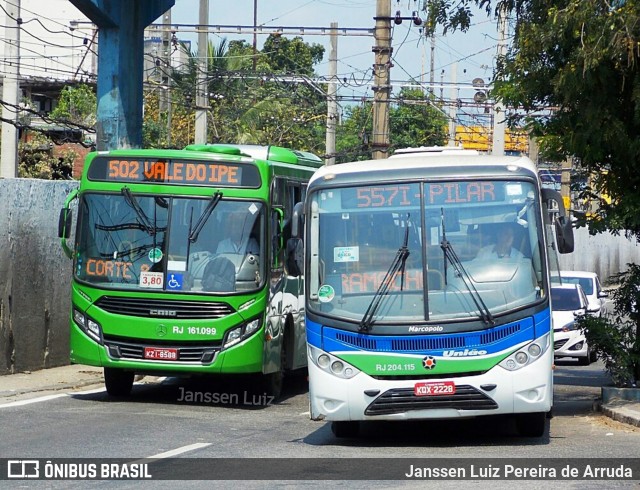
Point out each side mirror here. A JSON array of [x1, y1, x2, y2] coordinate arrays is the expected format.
[[542, 188, 575, 254], [554, 215, 574, 253], [285, 238, 303, 277], [290, 202, 304, 239], [58, 208, 72, 239]]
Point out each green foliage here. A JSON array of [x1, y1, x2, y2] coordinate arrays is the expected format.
[[336, 102, 373, 162], [390, 88, 448, 150], [159, 37, 327, 153], [578, 263, 640, 386], [49, 84, 96, 127], [432, 1, 640, 239], [18, 132, 75, 180], [334, 88, 448, 162], [262, 35, 324, 76], [150, 36, 446, 161]]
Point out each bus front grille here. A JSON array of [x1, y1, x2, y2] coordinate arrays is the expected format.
[[365, 385, 498, 416], [104, 337, 222, 363], [96, 296, 235, 319]]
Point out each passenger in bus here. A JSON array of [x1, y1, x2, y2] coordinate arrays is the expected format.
[[216, 212, 259, 256], [475, 224, 524, 260]]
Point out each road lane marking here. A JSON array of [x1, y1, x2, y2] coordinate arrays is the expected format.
[[146, 443, 212, 459], [0, 393, 69, 408]]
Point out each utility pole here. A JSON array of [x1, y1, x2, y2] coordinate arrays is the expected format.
[[1, 0, 20, 178], [429, 34, 435, 96], [371, 0, 391, 160], [252, 0, 258, 71], [162, 8, 172, 146], [194, 0, 208, 144], [492, 7, 507, 156], [448, 63, 457, 146], [325, 23, 338, 166]]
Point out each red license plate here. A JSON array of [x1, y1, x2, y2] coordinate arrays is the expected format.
[[144, 347, 178, 361], [414, 381, 455, 396]]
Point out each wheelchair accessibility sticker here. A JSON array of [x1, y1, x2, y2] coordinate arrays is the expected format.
[[166, 273, 183, 290]]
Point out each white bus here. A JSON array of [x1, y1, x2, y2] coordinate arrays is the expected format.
[[286, 148, 574, 437]]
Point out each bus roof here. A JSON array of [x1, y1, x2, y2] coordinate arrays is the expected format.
[[184, 144, 324, 168], [309, 151, 538, 187], [391, 145, 480, 156]]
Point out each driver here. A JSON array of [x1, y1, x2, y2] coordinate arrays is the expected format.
[[475, 223, 524, 260], [215, 212, 259, 255]]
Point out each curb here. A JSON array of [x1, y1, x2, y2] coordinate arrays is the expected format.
[[600, 402, 640, 428]]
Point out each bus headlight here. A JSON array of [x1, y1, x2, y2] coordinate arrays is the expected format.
[[223, 317, 262, 349], [499, 333, 549, 372], [308, 345, 359, 379], [73, 307, 103, 344]]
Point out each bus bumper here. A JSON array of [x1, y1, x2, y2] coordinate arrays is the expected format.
[[308, 346, 553, 422], [70, 322, 264, 375]]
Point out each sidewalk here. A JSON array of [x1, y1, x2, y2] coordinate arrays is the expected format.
[[0, 365, 104, 401], [0, 364, 639, 428]]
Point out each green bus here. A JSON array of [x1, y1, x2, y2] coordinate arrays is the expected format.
[[58, 144, 323, 398]]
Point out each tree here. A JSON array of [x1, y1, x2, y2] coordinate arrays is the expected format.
[[262, 34, 324, 76], [390, 88, 448, 150], [335, 88, 448, 162], [50, 83, 96, 127], [18, 132, 75, 180], [162, 36, 327, 153], [431, 0, 640, 237]]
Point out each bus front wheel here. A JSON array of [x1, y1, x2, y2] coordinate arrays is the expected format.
[[331, 421, 360, 438], [515, 412, 546, 437], [104, 368, 134, 396]]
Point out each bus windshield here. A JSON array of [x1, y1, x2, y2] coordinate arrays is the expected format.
[[307, 180, 544, 325], [75, 192, 265, 294]]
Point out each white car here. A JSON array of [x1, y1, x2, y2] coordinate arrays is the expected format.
[[551, 283, 597, 365], [559, 270, 608, 317]]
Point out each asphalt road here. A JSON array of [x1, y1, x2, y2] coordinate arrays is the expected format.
[[0, 358, 638, 488]]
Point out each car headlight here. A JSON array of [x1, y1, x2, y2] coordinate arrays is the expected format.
[[308, 344, 360, 379], [73, 307, 103, 344], [561, 321, 580, 332], [222, 317, 262, 349], [499, 333, 549, 371]]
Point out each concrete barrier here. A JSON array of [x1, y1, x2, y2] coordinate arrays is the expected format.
[[0, 179, 78, 374]]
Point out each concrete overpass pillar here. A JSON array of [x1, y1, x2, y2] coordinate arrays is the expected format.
[[69, 0, 174, 150]]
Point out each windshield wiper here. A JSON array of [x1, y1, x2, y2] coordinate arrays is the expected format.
[[440, 208, 494, 326], [189, 191, 222, 243], [359, 215, 411, 332], [122, 187, 155, 235]]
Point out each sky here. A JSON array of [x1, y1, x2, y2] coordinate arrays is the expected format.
[[7, 0, 503, 118], [168, 0, 503, 104]]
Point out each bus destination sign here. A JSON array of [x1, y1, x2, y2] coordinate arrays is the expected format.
[[341, 182, 504, 208], [87, 157, 261, 188]]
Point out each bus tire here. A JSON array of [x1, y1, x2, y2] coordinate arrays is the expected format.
[[257, 334, 287, 400], [515, 412, 546, 437], [261, 370, 283, 400], [331, 421, 360, 438], [104, 368, 134, 396]]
